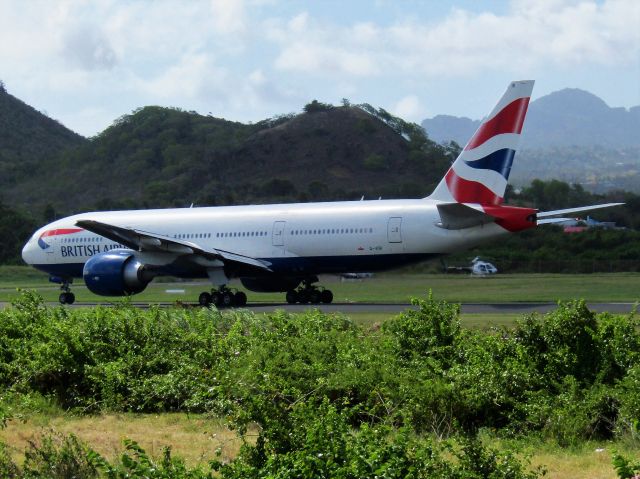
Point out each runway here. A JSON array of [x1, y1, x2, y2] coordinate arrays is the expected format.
[[0, 301, 636, 314]]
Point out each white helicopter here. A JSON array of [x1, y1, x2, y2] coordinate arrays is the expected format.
[[446, 257, 498, 276]]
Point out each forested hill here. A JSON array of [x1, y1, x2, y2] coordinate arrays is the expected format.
[[0, 85, 86, 199], [2, 100, 455, 214]]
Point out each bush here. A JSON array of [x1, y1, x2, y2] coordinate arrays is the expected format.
[[383, 294, 461, 365], [612, 452, 640, 479], [212, 399, 543, 479], [1, 291, 639, 447], [0, 433, 213, 479], [17, 432, 99, 479]]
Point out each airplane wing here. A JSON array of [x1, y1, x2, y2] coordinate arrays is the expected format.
[[536, 203, 624, 225], [75, 219, 272, 272]]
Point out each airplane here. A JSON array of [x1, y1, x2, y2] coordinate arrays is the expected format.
[[21, 80, 623, 306]]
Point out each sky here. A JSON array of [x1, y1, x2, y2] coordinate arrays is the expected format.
[[1, 0, 638, 137]]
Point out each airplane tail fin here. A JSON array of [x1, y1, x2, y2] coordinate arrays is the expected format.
[[429, 80, 534, 205]]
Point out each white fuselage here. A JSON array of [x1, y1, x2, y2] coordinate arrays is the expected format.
[[22, 199, 508, 279]]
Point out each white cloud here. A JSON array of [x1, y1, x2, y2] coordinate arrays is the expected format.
[[270, 0, 640, 78], [62, 26, 117, 70], [210, 0, 246, 35], [0, 0, 637, 136], [392, 95, 422, 121]]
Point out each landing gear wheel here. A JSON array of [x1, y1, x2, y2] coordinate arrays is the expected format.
[[321, 289, 333, 304], [221, 291, 234, 308], [286, 290, 298, 304], [309, 289, 321, 304], [297, 290, 310, 304], [59, 292, 75, 305], [211, 291, 222, 307], [199, 292, 212, 306], [234, 291, 247, 307]]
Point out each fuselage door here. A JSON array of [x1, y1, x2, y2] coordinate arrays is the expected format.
[[387, 217, 402, 243], [272, 221, 286, 247]]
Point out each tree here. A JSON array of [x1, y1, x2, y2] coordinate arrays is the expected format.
[[303, 100, 334, 114], [42, 203, 56, 222], [0, 201, 36, 264]]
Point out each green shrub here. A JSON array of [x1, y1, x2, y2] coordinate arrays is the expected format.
[[612, 452, 640, 479], [514, 301, 601, 387], [0, 442, 20, 478], [1, 291, 639, 447], [383, 294, 461, 366], [213, 399, 543, 479], [615, 364, 640, 440], [0, 432, 213, 479], [22, 432, 99, 479]]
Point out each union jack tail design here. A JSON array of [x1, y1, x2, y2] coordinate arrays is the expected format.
[[429, 80, 534, 205]]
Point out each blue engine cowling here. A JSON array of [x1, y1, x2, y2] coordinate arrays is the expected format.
[[83, 250, 152, 296]]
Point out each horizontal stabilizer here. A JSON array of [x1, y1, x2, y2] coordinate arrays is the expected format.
[[436, 203, 495, 230], [537, 203, 624, 223], [537, 217, 576, 225]]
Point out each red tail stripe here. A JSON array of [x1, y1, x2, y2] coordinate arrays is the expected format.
[[465, 97, 530, 151], [483, 205, 537, 232], [41, 228, 83, 238], [445, 169, 503, 205]]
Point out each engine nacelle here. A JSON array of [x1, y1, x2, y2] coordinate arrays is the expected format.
[[83, 250, 152, 296], [241, 277, 302, 293]]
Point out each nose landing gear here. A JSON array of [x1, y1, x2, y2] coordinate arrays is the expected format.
[[198, 286, 247, 308], [52, 278, 75, 305], [286, 282, 333, 304]]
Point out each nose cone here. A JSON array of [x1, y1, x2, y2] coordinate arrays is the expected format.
[[22, 238, 36, 265]]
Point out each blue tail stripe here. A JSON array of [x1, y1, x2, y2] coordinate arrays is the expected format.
[[463, 148, 515, 180]]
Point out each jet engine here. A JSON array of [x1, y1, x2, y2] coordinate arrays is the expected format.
[[83, 250, 153, 296]]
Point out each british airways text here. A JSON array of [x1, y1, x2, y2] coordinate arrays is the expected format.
[[61, 243, 124, 258]]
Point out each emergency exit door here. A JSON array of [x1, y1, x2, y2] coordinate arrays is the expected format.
[[387, 217, 402, 243], [272, 221, 286, 246]]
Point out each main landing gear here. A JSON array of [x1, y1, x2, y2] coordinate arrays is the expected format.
[[198, 286, 247, 308], [58, 280, 75, 305], [286, 282, 333, 305]]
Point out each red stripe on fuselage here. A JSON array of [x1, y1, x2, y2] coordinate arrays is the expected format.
[[465, 97, 530, 151], [445, 169, 503, 205], [41, 228, 84, 238]]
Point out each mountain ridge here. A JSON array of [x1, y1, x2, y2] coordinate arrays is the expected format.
[[422, 88, 640, 149]]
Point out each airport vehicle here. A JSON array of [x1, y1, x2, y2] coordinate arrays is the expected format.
[[21, 80, 622, 305]]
